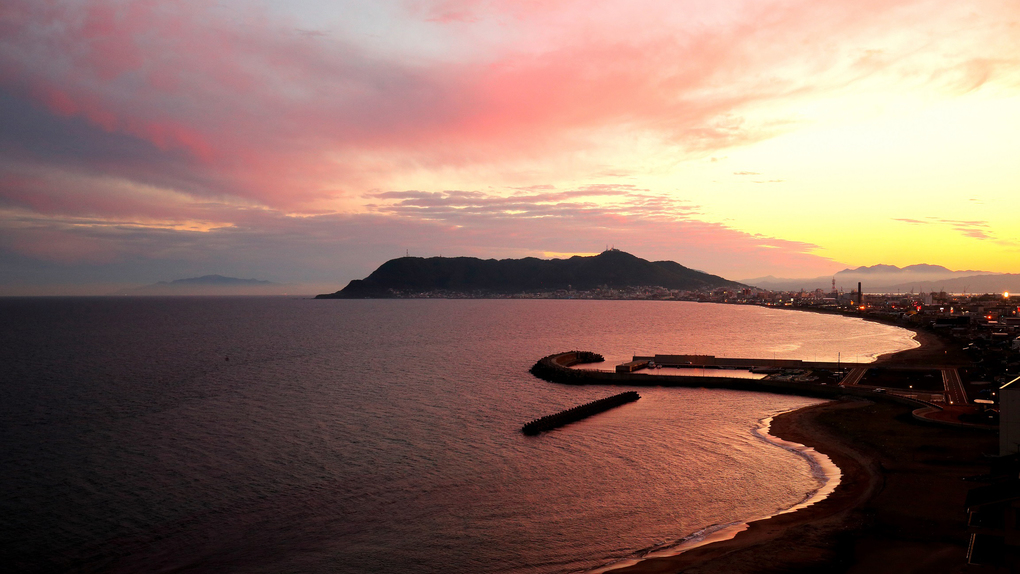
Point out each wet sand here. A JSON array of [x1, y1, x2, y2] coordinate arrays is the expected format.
[[609, 328, 994, 573]]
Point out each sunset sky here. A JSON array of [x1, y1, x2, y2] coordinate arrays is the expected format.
[[2, 0, 1018, 294]]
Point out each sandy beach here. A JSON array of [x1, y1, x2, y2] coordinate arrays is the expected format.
[[873, 323, 969, 367], [609, 327, 996, 573]]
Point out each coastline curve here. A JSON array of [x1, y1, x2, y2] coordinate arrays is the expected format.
[[592, 405, 842, 574]]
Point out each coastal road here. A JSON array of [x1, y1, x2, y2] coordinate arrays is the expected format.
[[840, 367, 868, 387], [942, 368, 967, 405]]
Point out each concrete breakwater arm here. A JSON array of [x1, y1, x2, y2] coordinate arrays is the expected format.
[[529, 351, 950, 410], [521, 391, 640, 435]]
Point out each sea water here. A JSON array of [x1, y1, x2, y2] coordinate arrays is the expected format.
[[0, 298, 916, 573]]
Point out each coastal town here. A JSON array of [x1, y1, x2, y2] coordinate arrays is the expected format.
[[388, 281, 1020, 392], [315, 243, 1020, 571], [512, 283, 1020, 571]]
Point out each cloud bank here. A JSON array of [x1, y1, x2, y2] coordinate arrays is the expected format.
[[2, 0, 1019, 291]]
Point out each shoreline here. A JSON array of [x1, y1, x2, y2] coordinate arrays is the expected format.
[[595, 407, 843, 573], [872, 321, 968, 367], [603, 399, 875, 574], [767, 302, 967, 367], [598, 323, 986, 573]]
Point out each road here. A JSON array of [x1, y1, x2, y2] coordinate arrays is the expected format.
[[840, 367, 868, 387], [942, 368, 967, 405]]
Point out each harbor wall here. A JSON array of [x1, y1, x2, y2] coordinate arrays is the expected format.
[[530, 352, 941, 407], [521, 391, 640, 435]]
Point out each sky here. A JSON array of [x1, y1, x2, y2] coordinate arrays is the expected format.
[[1, 0, 1018, 295]]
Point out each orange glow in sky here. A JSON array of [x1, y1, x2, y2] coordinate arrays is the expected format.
[[1, 0, 1019, 293]]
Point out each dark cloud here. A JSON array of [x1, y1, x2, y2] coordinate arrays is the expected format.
[[0, 89, 219, 199]]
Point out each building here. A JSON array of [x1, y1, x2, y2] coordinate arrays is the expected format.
[[966, 479, 1020, 568], [615, 360, 648, 373], [1000, 376, 1020, 456]]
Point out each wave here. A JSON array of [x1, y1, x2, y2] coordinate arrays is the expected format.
[[587, 404, 841, 574]]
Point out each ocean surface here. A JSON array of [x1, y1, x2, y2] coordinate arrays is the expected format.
[[0, 298, 917, 573]]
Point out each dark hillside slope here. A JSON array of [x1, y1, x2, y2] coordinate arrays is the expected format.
[[317, 250, 741, 298]]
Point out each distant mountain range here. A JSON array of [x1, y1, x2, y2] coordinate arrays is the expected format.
[[115, 275, 291, 296], [316, 250, 742, 298], [742, 264, 1019, 294]]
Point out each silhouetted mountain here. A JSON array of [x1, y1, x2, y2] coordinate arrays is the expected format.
[[899, 264, 956, 274], [115, 275, 290, 295], [163, 275, 273, 286], [883, 274, 1020, 295], [316, 250, 741, 298], [742, 264, 1005, 293]]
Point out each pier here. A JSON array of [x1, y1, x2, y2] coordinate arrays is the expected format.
[[521, 391, 640, 435], [626, 353, 871, 371], [530, 351, 966, 411]]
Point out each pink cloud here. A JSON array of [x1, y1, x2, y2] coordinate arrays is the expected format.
[[1, 182, 842, 279], [2, 0, 1019, 287], [409, 0, 484, 23], [361, 187, 840, 277], [10, 0, 1017, 214], [0, 169, 239, 225]]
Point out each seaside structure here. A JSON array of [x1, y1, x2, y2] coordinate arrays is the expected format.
[[532, 351, 969, 413], [521, 391, 640, 435], [965, 479, 1020, 568], [616, 360, 650, 373], [1000, 375, 1020, 456]]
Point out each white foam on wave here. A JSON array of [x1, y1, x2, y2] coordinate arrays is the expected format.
[[593, 404, 842, 574]]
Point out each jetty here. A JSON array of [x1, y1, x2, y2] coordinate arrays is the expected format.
[[521, 391, 640, 435], [532, 350, 972, 409]]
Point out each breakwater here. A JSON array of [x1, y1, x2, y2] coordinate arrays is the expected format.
[[529, 352, 945, 411], [521, 391, 640, 435]]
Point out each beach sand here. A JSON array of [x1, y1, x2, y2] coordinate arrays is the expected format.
[[873, 324, 969, 367], [610, 327, 996, 573]]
